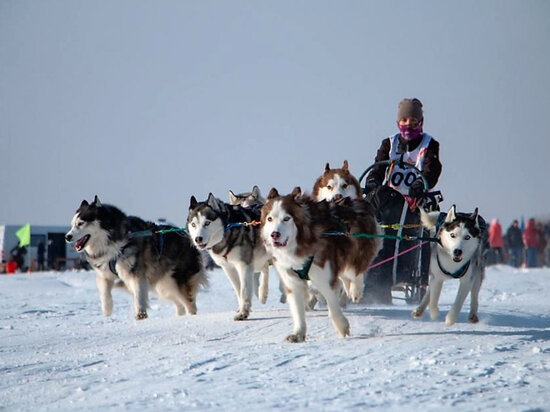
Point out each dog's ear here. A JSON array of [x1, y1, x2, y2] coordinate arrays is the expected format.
[[228, 190, 237, 205], [252, 185, 261, 198], [79, 200, 89, 208], [291, 186, 302, 199], [342, 160, 349, 171], [445, 204, 457, 223], [267, 188, 279, 200], [325, 162, 331, 172], [206, 193, 223, 212], [471, 207, 480, 228], [189, 196, 198, 209], [92, 196, 102, 207]]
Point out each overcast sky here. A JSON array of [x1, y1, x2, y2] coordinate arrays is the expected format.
[[1, 0, 549, 229]]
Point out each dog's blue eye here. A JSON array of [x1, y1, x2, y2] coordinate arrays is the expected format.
[[205, 221, 210, 226], [283, 216, 291, 222], [465, 235, 471, 240]]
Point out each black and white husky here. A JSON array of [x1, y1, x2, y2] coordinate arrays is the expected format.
[[187, 194, 271, 321], [65, 196, 207, 320], [413, 205, 488, 325]]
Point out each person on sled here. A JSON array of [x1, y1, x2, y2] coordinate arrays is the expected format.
[[363, 98, 442, 304]]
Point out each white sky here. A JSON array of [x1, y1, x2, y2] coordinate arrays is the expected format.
[[1, 0, 549, 228]]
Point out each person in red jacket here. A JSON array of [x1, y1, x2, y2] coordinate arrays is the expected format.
[[489, 218, 504, 264], [523, 218, 540, 268]]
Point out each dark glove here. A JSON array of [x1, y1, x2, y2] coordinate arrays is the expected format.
[[408, 177, 425, 198], [363, 179, 379, 195]]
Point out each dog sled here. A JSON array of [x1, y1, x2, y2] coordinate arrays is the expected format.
[[359, 159, 443, 305]]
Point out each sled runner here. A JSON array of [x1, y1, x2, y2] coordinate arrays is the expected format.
[[359, 159, 443, 304]]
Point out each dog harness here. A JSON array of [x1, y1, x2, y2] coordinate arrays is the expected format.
[[436, 254, 471, 279], [293, 256, 314, 281]]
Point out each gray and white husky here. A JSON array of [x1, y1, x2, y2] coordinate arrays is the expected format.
[[65, 196, 207, 320], [229, 185, 265, 209], [187, 194, 271, 321], [413, 205, 488, 325], [228, 186, 273, 305]]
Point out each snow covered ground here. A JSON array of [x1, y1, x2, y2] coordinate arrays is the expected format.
[[1, 265, 549, 411]]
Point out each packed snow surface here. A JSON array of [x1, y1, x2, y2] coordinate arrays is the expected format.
[[1, 265, 549, 411]]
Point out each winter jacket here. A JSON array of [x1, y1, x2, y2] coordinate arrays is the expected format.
[[489, 219, 504, 248], [368, 133, 442, 189], [523, 219, 539, 248], [506, 225, 523, 249]]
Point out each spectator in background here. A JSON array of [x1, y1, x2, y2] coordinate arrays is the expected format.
[[6, 254, 18, 274], [488, 218, 504, 264], [506, 220, 524, 268], [535, 222, 547, 267], [10, 244, 27, 272], [47, 239, 54, 270], [523, 218, 539, 268], [37, 241, 45, 271]]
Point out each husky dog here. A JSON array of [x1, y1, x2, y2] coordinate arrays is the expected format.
[[312, 160, 362, 202], [311, 160, 372, 307], [412, 205, 488, 325], [229, 185, 265, 209], [187, 194, 271, 321], [65, 196, 207, 320], [228, 185, 270, 304], [261, 187, 380, 342]]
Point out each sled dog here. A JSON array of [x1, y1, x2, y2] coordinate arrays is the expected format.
[[312, 160, 362, 202], [261, 187, 380, 342], [228, 185, 271, 305], [229, 185, 265, 209], [65, 196, 207, 320], [311, 160, 372, 307], [412, 205, 488, 325], [187, 193, 271, 320]]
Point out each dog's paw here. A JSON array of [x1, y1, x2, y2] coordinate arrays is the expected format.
[[429, 308, 439, 321], [445, 314, 456, 326], [412, 308, 424, 318], [135, 311, 148, 320], [233, 311, 249, 321], [285, 333, 305, 343], [468, 313, 479, 323], [338, 319, 350, 338]]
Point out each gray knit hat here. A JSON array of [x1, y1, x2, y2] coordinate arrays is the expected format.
[[397, 98, 423, 121]]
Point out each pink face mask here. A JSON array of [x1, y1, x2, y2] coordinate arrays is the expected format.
[[398, 122, 423, 141]]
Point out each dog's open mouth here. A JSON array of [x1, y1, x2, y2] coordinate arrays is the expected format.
[[74, 235, 90, 252], [272, 239, 288, 248], [195, 241, 207, 250], [453, 256, 463, 263]]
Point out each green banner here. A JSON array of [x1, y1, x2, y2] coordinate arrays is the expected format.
[[15, 223, 31, 247]]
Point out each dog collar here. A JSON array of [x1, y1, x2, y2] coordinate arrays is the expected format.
[[436, 254, 471, 279]]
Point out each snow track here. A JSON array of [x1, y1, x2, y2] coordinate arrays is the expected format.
[[1, 266, 549, 410]]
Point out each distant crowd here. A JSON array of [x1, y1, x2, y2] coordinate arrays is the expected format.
[[488, 218, 549, 268]]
